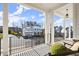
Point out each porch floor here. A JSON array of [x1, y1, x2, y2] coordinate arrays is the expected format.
[[11, 44, 50, 56], [2, 40, 79, 56]]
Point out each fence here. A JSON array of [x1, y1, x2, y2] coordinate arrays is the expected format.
[[9, 35, 45, 55]]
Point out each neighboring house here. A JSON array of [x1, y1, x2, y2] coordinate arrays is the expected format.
[[22, 21, 44, 37]]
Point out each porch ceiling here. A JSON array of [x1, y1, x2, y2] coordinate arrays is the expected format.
[[23, 3, 67, 11], [54, 4, 73, 18], [22, 3, 73, 18]]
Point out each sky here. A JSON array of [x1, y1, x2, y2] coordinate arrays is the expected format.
[[53, 15, 73, 27], [53, 15, 64, 26], [0, 3, 45, 28], [0, 3, 72, 28]]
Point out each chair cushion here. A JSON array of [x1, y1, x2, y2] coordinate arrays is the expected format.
[[70, 42, 79, 51], [63, 40, 74, 48], [64, 40, 74, 45]]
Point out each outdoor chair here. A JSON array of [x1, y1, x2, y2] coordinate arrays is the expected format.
[[63, 40, 75, 48], [63, 40, 79, 56]]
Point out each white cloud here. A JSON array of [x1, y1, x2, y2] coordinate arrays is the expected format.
[[9, 4, 31, 17], [31, 16, 35, 19], [0, 19, 3, 26], [8, 4, 31, 27], [65, 19, 73, 27], [39, 14, 43, 17], [0, 4, 32, 27], [0, 11, 3, 26], [38, 13, 45, 17], [8, 16, 28, 27], [40, 18, 45, 22], [41, 18, 45, 28], [54, 19, 63, 26], [15, 5, 23, 14], [0, 11, 2, 17], [9, 5, 24, 16], [37, 18, 45, 28]]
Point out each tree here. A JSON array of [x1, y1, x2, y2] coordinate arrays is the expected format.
[[20, 20, 26, 28], [71, 26, 73, 38], [54, 26, 59, 37], [58, 26, 63, 37], [59, 26, 63, 34], [66, 27, 69, 38]]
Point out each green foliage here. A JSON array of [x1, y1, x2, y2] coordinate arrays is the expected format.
[[8, 29, 21, 36], [50, 43, 71, 55], [11, 31, 18, 35], [0, 34, 3, 39], [8, 29, 12, 34]]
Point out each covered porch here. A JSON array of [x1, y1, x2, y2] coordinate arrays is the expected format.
[[2, 3, 79, 56]]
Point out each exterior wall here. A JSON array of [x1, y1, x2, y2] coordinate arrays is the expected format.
[[23, 25, 43, 36]]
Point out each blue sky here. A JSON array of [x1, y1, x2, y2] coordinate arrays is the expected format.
[[0, 3, 64, 27], [8, 3, 45, 27], [53, 15, 64, 26], [0, 4, 2, 11]]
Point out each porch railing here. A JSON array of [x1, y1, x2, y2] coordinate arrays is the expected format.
[[9, 36, 45, 55]]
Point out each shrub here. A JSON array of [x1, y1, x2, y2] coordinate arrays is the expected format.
[[0, 34, 3, 39], [50, 43, 71, 55], [11, 31, 18, 35], [10, 31, 21, 37], [8, 29, 12, 34]]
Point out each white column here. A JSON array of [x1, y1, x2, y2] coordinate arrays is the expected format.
[[63, 17, 66, 40], [76, 4, 79, 40], [72, 3, 79, 40], [45, 11, 54, 44], [72, 4, 76, 39], [72, 4, 77, 40], [3, 4, 9, 56], [45, 12, 50, 44], [50, 12, 54, 44]]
